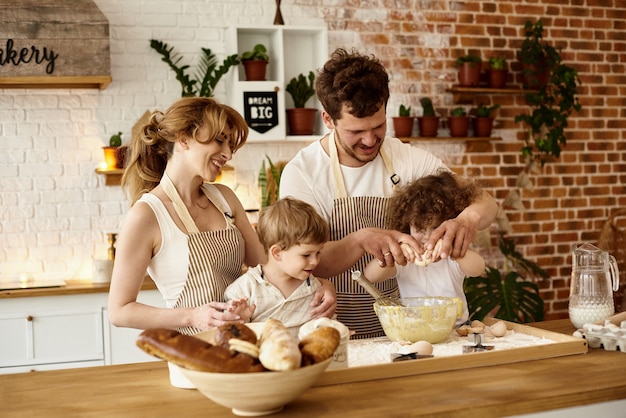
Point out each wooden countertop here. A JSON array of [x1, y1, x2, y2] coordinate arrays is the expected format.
[[1, 319, 625, 417], [0, 277, 157, 299]]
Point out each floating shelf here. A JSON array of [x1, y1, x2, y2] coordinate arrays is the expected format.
[[0, 76, 112, 90], [447, 85, 537, 104], [399, 136, 501, 143], [95, 168, 123, 186]]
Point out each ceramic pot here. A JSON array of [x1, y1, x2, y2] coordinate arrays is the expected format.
[[448, 116, 470, 137], [417, 116, 439, 137], [458, 62, 481, 87], [392, 116, 415, 137], [488, 69, 507, 88], [286, 108, 317, 135], [243, 60, 268, 81], [473, 117, 494, 137]]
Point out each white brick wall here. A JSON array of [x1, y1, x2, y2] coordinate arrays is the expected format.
[[0, 0, 324, 279]]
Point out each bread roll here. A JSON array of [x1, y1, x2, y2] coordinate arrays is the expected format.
[[258, 318, 302, 371], [136, 328, 265, 373], [299, 326, 341, 366], [214, 322, 257, 349]]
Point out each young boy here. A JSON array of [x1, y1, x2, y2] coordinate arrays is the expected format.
[[363, 170, 486, 325], [225, 197, 334, 335]]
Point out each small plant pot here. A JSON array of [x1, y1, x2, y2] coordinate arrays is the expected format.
[[473, 117, 494, 137], [488, 69, 507, 88], [286, 108, 318, 135], [102, 146, 119, 169], [392, 116, 415, 137], [417, 116, 439, 137], [242, 60, 268, 81], [458, 62, 481, 87], [448, 116, 470, 137], [521, 62, 549, 89]]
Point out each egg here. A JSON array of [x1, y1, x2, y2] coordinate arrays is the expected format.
[[487, 320, 507, 337], [407, 340, 433, 356]]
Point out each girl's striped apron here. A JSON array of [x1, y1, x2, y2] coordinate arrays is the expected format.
[[328, 131, 400, 339], [161, 173, 244, 335]]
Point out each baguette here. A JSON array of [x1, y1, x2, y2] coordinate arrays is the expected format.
[[258, 318, 302, 371]]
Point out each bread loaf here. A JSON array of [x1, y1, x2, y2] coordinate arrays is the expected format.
[[299, 326, 341, 366], [258, 319, 302, 371], [214, 322, 258, 349], [136, 328, 265, 373]]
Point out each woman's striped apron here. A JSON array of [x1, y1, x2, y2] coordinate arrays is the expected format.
[[328, 131, 400, 339], [160, 174, 244, 335]]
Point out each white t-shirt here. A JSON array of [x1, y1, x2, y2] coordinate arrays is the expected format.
[[396, 260, 469, 326], [279, 136, 446, 219]]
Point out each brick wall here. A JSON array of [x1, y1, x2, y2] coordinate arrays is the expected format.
[[1, 0, 624, 320]]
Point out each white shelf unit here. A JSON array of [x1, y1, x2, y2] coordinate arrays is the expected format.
[[226, 25, 328, 141]]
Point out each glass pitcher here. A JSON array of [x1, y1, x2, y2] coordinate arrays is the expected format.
[[568, 243, 620, 328]]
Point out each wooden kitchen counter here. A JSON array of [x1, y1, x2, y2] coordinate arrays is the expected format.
[[0, 277, 157, 299], [1, 319, 625, 417]]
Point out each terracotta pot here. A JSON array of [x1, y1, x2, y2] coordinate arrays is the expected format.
[[473, 117, 494, 137], [448, 116, 470, 137], [458, 62, 481, 87], [102, 146, 119, 169], [286, 108, 317, 135], [417, 116, 439, 137], [488, 69, 507, 89], [242, 60, 268, 81], [521, 62, 549, 89], [392, 116, 415, 137]]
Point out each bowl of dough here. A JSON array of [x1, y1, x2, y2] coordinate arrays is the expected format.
[[374, 296, 462, 343], [136, 319, 340, 416]]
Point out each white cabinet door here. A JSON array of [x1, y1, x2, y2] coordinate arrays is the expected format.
[[0, 301, 104, 370]]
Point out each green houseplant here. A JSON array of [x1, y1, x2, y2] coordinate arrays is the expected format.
[[456, 54, 482, 87], [149, 39, 240, 97], [259, 155, 286, 208], [448, 107, 469, 137], [515, 19, 582, 165], [417, 97, 439, 137], [487, 57, 507, 88], [473, 103, 500, 137], [392, 104, 414, 137], [241, 43, 269, 81], [286, 71, 318, 135]]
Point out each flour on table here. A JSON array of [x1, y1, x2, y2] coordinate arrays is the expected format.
[[348, 330, 555, 368]]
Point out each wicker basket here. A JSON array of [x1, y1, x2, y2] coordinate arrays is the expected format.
[[598, 209, 626, 311]]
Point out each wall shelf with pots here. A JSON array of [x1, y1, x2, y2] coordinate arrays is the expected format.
[[226, 26, 328, 141], [399, 136, 501, 143], [447, 85, 537, 104]]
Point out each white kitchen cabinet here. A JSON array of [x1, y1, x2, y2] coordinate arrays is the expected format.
[[0, 289, 161, 374], [226, 25, 328, 141]]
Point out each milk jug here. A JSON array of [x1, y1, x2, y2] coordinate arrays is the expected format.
[[568, 243, 619, 328]]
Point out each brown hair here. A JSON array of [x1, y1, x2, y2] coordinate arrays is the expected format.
[[315, 48, 390, 121], [257, 197, 330, 252], [387, 170, 482, 234], [122, 97, 248, 205]]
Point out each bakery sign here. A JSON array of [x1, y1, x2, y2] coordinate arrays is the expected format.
[[243, 91, 279, 134], [0, 0, 110, 79]]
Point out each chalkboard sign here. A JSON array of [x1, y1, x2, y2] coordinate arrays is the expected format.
[[243, 91, 279, 134]]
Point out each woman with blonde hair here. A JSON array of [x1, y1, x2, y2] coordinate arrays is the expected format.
[[108, 97, 335, 338]]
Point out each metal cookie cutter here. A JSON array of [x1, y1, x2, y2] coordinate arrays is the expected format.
[[462, 332, 494, 353], [391, 352, 434, 362]]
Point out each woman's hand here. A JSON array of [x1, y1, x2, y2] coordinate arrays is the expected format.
[[190, 301, 249, 330], [309, 278, 337, 319]]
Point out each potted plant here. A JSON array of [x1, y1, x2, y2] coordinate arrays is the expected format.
[[487, 57, 507, 88], [259, 155, 286, 208], [285, 71, 317, 135], [391, 104, 414, 137], [240, 43, 269, 81], [473, 103, 500, 137], [149, 39, 240, 97], [464, 236, 547, 323], [517, 20, 560, 89], [456, 54, 482, 87], [417, 98, 439, 137], [102, 132, 125, 169], [448, 107, 470, 137], [515, 19, 582, 165]]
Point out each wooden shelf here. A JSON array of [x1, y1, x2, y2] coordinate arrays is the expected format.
[[95, 168, 123, 186], [399, 136, 501, 143], [0, 76, 112, 90], [447, 85, 537, 104]]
